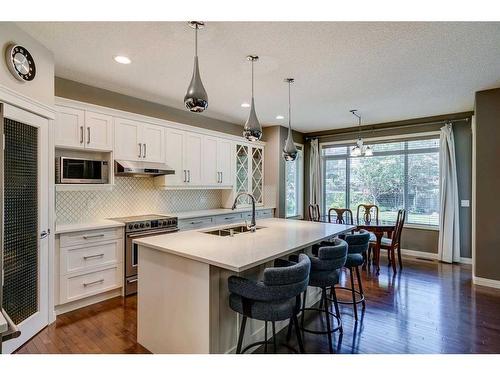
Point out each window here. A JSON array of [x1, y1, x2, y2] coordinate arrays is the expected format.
[[322, 136, 440, 226], [285, 144, 304, 218]]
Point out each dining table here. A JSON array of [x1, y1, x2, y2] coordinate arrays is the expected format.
[[318, 215, 397, 275]]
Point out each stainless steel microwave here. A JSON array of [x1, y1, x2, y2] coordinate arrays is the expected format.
[[55, 157, 109, 184]]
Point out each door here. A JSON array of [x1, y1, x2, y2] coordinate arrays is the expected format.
[[183, 132, 202, 185], [217, 139, 233, 186], [202, 136, 218, 185], [1, 104, 49, 353], [142, 123, 165, 163], [54, 106, 84, 149], [84, 111, 113, 151], [114, 118, 142, 161]]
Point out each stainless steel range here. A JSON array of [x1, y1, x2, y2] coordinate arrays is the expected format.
[[109, 214, 178, 296]]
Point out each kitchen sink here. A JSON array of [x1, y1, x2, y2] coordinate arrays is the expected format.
[[202, 225, 264, 237]]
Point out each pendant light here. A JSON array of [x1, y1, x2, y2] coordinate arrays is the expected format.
[[350, 109, 372, 157], [283, 78, 298, 161], [184, 21, 208, 113], [243, 55, 262, 141]]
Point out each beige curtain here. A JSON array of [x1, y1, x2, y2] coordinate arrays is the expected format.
[[309, 139, 322, 207]]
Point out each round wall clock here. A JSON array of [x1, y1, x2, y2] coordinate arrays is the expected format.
[[5, 44, 36, 82]]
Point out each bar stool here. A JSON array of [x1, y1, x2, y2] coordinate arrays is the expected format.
[[228, 254, 311, 354], [332, 230, 370, 321], [290, 239, 348, 353]]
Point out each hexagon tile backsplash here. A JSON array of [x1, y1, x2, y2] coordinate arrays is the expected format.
[[56, 177, 223, 224]]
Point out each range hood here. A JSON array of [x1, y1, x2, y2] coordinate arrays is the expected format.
[[114, 160, 175, 177]]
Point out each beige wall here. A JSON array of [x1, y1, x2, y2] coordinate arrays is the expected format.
[[474, 88, 500, 281], [0, 23, 54, 106]]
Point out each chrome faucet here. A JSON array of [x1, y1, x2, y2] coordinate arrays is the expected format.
[[232, 192, 257, 232]]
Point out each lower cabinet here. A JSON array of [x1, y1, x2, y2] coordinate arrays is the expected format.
[[178, 209, 274, 231], [57, 227, 124, 306]]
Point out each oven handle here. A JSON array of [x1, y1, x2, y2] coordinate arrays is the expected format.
[[126, 228, 179, 239]]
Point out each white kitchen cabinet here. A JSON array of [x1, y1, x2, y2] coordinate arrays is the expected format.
[[217, 139, 233, 186], [84, 111, 113, 151], [183, 132, 203, 185], [202, 136, 218, 185], [114, 118, 165, 162]]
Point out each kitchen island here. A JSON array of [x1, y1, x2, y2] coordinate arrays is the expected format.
[[134, 218, 354, 354]]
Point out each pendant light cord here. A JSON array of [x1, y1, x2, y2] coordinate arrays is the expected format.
[[288, 81, 292, 130], [194, 25, 198, 58], [251, 59, 254, 98]]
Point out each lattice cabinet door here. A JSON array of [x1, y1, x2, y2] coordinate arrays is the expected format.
[[235, 144, 250, 205], [251, 146, 264, 205]]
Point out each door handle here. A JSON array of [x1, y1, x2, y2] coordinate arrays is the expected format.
[[80, 126, 84, 144], [1, 309, 21, 342], [143, 143, 147, 159], [87, 127, 91, 144], [40, 229, 50, 239], [127, 278, 138, 284], [138, 143, 142, 158]]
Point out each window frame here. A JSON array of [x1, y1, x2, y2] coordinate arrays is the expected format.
[[320, 131, 440, 230], [285, 143, 304, 219]]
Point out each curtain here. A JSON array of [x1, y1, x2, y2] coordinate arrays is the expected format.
[[438, 123, 461, 263], [309, 139, 321, 208]]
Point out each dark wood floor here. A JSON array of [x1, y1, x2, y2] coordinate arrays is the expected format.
[[15, 257, 500, 354]]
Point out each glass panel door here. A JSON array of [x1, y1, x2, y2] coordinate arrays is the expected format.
[[235, 144, 249, 205], [251, 147, 263, 204]]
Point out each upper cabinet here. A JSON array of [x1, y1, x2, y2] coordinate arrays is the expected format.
[[114, 118, 165, 162], [55, 106, 113, 151]]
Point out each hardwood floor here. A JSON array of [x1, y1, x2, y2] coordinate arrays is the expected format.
[[15, 257, 500, 354]]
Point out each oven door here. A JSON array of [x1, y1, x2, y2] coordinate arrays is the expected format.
[[60, 157, 108, 184], [125, 228, 178, 295]]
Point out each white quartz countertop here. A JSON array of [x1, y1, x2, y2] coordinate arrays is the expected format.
[[55, 220, 125, 234], [168, 206, 275, 220], [134, 218, 354, 272]]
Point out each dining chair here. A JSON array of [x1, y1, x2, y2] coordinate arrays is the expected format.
[[369, 209, 406, 272], [328, 208, 354, 225], [308, 204, 321, 222], [356, 204, 379, 223]]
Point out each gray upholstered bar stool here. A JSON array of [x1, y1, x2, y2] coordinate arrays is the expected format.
[[332, 230, 371, 321], [290, 239, 348, 353], [228, 254, 311, 354]]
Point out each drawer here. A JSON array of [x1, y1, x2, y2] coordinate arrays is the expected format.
[[257, 209, 274, 219], [214, 213, 243, 225], [178, 216, 214, 231], [61, 240, 122, 275], [60, 265, 122, 304], [60, 227, 123, 248], [241, 211, 253, 220]]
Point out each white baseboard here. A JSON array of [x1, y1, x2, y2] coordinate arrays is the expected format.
[[460, 257, 473, 265], [54, 288, 122, 316], [472, 276, 500, 289], [380, 248, 472, 265]]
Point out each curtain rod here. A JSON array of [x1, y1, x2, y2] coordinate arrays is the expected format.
[[305, 117, 470, 141]]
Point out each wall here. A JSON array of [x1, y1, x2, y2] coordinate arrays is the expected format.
[[0, 23, 54, 106], [55, 78, 243, 136], [303, 113, 473, 258], [474, 88, 500, 281]]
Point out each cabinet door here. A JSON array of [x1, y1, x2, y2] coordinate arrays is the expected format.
[[85, 111, 113, 151], [202, 136, 218, 185], [217, 139, 233, 186], [183, 132, 203, 185], [235, 144, 251, 205], [160, 128, 185, 186], [55, 106, 85, 149], [142, 123, 165, 162], [251, 146, 264, 204], [114, 118, 142, 161]]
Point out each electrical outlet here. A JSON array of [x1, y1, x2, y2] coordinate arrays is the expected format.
[[461, 200, 470, 207]]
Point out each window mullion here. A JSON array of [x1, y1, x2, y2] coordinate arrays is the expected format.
[[404, 141, 409, 214], [346, 155, 350, 210]]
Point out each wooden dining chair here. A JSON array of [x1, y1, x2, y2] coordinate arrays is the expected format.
[[356, 204, 379, 223], [308, 204, 321, 222], [370, 209, 406, 272], [328, 208, 354, 225]]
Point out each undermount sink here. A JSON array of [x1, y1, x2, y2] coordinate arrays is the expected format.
[[203, 225, 264, 237]]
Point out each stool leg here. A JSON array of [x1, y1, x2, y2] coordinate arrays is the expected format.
[[264, 321, 268, 353], [293, 314, 305, 353], [330, 286, 343, 335], [322, 288, 333, 353], [355, 266, 366, 309], [236, 316, 247, 354], [301, 290, 307, 329], [272, 321, 277, 354], [349, 267, 358, 321], [286, 318, 293, 342]]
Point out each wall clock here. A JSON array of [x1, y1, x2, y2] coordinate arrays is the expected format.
[[5, 43, 36, 82]]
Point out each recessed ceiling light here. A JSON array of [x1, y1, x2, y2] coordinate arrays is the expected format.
[[114, 55, 131, 64], [241, 103, 250, 108], [276, 115, 284, 120]]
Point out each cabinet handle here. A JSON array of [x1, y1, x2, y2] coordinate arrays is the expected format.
[[83, 253, 105, 260], [83, 279, 104, 287], [183, 170, 186, 182], [138, 143, 142, 158], [82, 233, 105, 240], [190, 221, 203, 225], [80, 126, 84, 144], [188, 170, 191, 183], [87, 127, 91, 144], [143, 143, 147, 158], [220, 171, 223, 183]]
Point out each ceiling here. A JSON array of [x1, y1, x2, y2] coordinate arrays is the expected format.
[[17, 22, 500, 133]]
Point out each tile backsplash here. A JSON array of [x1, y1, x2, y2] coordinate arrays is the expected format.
[[56, 177, 223, 223]]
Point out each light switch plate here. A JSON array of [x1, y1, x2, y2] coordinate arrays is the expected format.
[[461, 200, 470, 207]]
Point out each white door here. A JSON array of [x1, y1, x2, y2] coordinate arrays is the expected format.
[[217, 139, 233, 186], [142, 123, 165, 163], [183, 132, 202, 185], [202, 136, 218, 185], [54, 106, 84, 149], [114, 118, 142, 161], [1, 104, 49, 353], [84, 111, 113, 151]]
